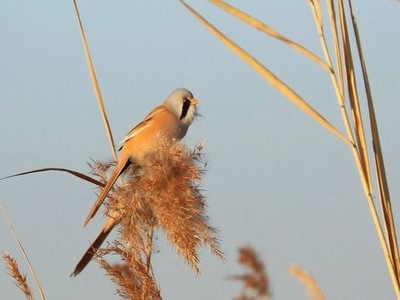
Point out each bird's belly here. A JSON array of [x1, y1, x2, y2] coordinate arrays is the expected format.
[[123, 124, 182, 163]]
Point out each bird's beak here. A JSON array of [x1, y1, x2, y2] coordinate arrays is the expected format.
[[190, 98, 198, 106]]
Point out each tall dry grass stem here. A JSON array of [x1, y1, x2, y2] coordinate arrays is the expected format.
[[348, 0, 400, 283], [181, 0, 400, 297], [72, 0, 117, 160], [180, 0, 351, 147], [336, 0, 371, 191], [0, 204, 46, 300]]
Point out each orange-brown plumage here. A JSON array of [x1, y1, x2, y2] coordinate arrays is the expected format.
[[73, 88, 198, 276], [83, 88, 198, 226]]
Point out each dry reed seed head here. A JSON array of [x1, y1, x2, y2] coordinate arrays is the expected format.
[[98, 242, 161, 300], [2, 253, 33, 300], [88, 160, 117, 183], [238, 246, 264, 273], [98, 254, 161, 300], [142, 141, 221, 272], [91, 140, 222, 274], [230, 246, 270, 298], [288, 264, 324, 300]]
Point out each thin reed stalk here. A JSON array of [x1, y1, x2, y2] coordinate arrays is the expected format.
[[306, 1, 371, 212], [348, 0, 400, 283], [181, 1, 400, 297], [336, 0, 372, 191], [338, 1, 400, 296], [72, 0, 117, 160], [0, 204, 46, 300]]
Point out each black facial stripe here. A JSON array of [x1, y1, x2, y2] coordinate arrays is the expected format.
[[180, 99, 191, 120]]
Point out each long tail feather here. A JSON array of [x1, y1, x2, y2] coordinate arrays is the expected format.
[[71, 217, 117, 276], [84, 157, 130, 226]]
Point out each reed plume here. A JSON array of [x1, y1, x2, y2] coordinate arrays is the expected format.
[[289, 264, 324, 300], [87, 140, 222, 298], [229, 246, 270, 300], [2, 253, 34, 300]]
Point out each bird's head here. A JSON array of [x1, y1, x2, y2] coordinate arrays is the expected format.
[[164, 88, 198, 126]]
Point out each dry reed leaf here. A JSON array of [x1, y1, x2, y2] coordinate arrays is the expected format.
[[308, 0, 322, 33], [2, 254, 34, 300], [72, 0, 117, 160], [348, 0, 400, 285], [307, 5, 388, 286], [209, 0, 329, 72], [307, 0, 358, 159], [326, 0, 344, 96], [289, 264, 324, 300], [180, 0, 352, 147], [0, 167, 103, 187], [337, 0, 372, 192], [308, 0, 373, 222], [337, 1, 400, 296], [0, 204, 46, 300], [307, 1, 375, 236], [229, 246, 270, 299]]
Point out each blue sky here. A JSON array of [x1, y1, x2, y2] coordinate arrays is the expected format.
[[1, 1, 400, 299]]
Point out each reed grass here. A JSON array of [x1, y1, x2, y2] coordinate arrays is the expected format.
[[289, 264, 324, 300], [3, 1, 397, 299], [72, 0, 117, 160], [348, 0, 400, 282], [3, 2, 222, 298], [71, 140, 223, 296], [2, 253, 34, 300], [181, 0, 400, 297], [180, 0, 351, 148], [107, 141, 221, 270], [229, 246, 271, 300], [0, 204, 46, 300], [0, 167, 103, 187], [208, 0, 330, 72], [98, 243, 161, 300]]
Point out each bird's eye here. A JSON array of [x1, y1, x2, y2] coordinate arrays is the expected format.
[[181, 98, 187, 103]]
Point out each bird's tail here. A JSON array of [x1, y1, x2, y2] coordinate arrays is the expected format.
[[71, 217, 117, 277], [84, 156, 130, 226]]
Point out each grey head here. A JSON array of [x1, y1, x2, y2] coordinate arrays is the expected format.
[[163, 88, 198, 126]]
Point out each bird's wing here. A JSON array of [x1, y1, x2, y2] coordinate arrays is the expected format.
[[118, 105, 165, 150]]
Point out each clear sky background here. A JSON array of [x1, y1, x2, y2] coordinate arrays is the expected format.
[[1, 1, 400, 299]]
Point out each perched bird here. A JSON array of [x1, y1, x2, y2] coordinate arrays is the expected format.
[[72, 88, 198, 276]]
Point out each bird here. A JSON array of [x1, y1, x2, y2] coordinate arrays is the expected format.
[[71, 88, 198, 276]]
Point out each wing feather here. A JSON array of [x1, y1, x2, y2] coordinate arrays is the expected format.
[[118, 105, 165, 150]]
